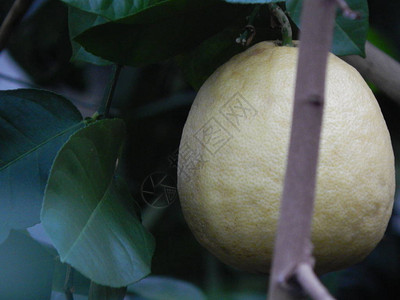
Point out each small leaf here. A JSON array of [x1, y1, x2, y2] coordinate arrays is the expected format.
[[286, 0, 369, 56], [128, 276, 206, 300], [41, 119, 155, 287], [0, 89, 83, 243]]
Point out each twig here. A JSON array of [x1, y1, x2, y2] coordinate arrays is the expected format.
[[100, 64, 122, 118], [268, 3, 293, 46], [267, 0, 337, 298], [342, 41, 400, 106], [236, 5, 260, 46], [0, 0, 34, 52], [295, 264, 335, 300]]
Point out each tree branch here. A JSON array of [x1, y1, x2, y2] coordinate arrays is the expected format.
[[295, 264, 335, 300], [0, 0, 34, 52], [342, 41, 400, 106], [236, 5, 260, 46], [267, 0, 338, 299]]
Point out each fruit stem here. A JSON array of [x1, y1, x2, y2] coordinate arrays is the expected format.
[[100, 64, 122, 119], [268, 3, 293, 47], [235, 4, 260, 46]]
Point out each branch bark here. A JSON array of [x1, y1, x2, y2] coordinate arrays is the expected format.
[[268, 0, 338, 299], [0, 0, 34, 52], [342, 41, 400, 106], [295, 264, 335, 300]]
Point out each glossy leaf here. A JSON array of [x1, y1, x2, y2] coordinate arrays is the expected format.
[[0, 89, 83, 243], [128, 276, 206, 300], [286, 0, 369, 56], [70, 0, 242, 66], [68, 6, 111, 65], [41, 119, 155, 287]]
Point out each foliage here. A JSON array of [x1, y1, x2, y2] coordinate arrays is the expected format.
[[67, 0, 244, 66], [41, 119, 155, 287], [0, 89, 84, 243], [65, 0, 368, 88]]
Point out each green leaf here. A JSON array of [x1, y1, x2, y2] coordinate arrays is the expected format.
[[286, 0, 369, 56], [0, 89, 83, 243], [41, 119, 155, 287], [68, 6, 111, 66], [176, 26, 243, 90], [70, 0, 243, 66], [128, 276, 206, 300], [62, 0, 174, 21], [89, 282, 127, 300], [0, 231, 56, 300]]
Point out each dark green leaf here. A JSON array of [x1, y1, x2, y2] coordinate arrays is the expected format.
[[0, 231, 55, 300], [41, 119, 155, 287], [62, 0, 175, 21], [71, 0, 243, 66], [286, 0, 369, 56], [89, 282, 127, 300], [128, 276, 206, 300], [0, 89, 83, 243], [68, 6, 111, 65], [176, 26, 243, 90]]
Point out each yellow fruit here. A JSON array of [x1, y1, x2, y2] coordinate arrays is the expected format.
[[177, 41, 395, 274]]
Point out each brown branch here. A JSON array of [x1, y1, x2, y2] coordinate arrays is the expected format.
[[0, 0, 34, 52], [267, 0, 338, 299], [295, 264, 335, 300], [342, 41, 400, 106]]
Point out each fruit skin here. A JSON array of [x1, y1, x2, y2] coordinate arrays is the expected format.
[[177, 41, 395, 274]]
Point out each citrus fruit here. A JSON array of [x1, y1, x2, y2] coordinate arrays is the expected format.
[[177, 41, 395, 274]]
